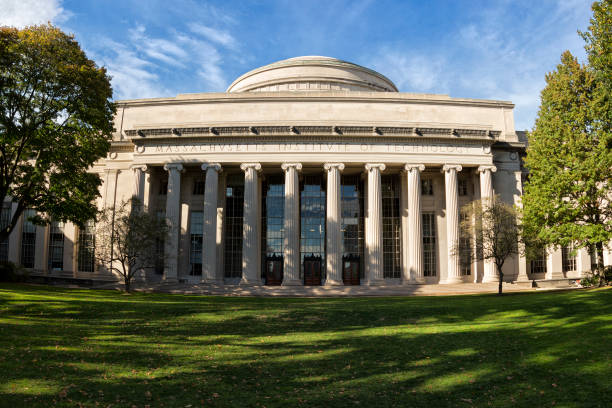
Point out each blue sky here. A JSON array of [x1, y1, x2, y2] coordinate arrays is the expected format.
[[1, 0, 594, 130]]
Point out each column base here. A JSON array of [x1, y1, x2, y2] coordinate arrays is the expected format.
[[440, 276, 464, 284], [366, 278, 386, 286], [282, 279, 303, 286], [482, 275, 499, 283], [201, 278, 224, 285], [514, 275, 531, 283], [410, 277, 426, 284], [239, 278, 262, 286], [324, 279, 343, 286]]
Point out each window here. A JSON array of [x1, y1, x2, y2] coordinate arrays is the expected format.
[[422, 213, 436, 276], [224, 174, 244, 278], [530, 248, 547, 274], [48, 221, 64, 271], [77, 220, 95, 272], [421, 179, 434, 195], [193, 180, 205, 195], [382, 175, 401, 278], [300, 175, 326, 282], [155, 211, 165, 274], [341, 175, 365, 279], [262, 176, 284, 283], [20, 209, 36, 268], [459, 213, 471, 275], [189, 211, 203, 275], [562, 245, 576, 273], [458, 179, 469, 196], [0, 204, 11, 263]]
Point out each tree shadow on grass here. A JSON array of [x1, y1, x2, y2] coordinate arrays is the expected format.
[[0, 284, 610, 407]]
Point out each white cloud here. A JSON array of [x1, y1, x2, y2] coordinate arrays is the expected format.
[[0, 0, 70, 27], [367, 1, 591, 131], [95, 23, 235, 100], [96, 39, 168, 100], [369, 50, 447, 93], [188, 23, 237, 49]]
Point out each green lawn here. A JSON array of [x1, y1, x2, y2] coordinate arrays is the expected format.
[[0, 285, 610, 408]]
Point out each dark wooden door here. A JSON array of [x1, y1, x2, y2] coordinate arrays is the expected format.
[[266, 256, 283, 285], [343, 256, 360, 285], [303, 256, 322, 286]]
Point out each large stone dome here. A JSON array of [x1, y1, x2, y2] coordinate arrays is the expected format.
[[227, 56, 398, 93]]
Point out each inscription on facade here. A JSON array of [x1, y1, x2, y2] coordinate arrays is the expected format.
[[143, 142, 483, 155]]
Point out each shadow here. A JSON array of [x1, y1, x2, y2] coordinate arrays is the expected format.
[[0, 283, 610, 407]]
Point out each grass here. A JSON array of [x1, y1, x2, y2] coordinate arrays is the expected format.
[[0, 284, 610, 408]]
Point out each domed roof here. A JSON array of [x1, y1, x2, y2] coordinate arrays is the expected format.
[[227, 56, 398, 93]]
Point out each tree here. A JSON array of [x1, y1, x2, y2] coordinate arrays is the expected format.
[[522, 1, 612, 281], [0, 24, 115, 241], [457, 197, 520, 295], [96, 199, 168, 292]]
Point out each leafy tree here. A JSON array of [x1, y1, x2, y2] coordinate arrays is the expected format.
[[522, 1, 612, 281], [96, 199, 168, 292], [0, 24, 115, 241], [457, 197, 520, 295]]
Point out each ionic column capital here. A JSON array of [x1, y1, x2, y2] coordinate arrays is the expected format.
[[477, 165, 497, 173], [240, 162, 262, 172], [323, 162, 345, 171], [365, 163, 386, 172], [130, 164, 149, 173], [404, 163, 426, 172], [163, 163, 184, 173], [441, 164, 463, 173], [281, 163, 303, 172], [201, 163, 223, 173]]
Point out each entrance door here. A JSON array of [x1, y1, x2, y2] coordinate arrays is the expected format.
[[303, 255, 322, 286], [266, 255, 283, 285], [342, 255, 360, 285]]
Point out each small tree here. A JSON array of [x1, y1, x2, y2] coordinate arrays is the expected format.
[[0, 24, 115, 240], [457, 197, 520, 295], [96, 199, 168, 292]]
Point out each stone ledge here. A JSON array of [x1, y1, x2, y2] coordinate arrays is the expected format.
[[533, 278, 581, 289]]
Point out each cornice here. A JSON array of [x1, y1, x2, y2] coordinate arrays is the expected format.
[[115, 92, 514, 109], [123, 125, 500, 143]]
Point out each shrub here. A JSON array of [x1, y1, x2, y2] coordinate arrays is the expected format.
[[0, 262, 28, 282]]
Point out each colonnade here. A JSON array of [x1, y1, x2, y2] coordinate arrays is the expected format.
[[130, 162, 498, 285]]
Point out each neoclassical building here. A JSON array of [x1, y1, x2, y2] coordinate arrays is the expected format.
[[3, 56, 607, 286]]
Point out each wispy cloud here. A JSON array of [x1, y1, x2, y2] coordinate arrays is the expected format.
[[188, 23, 237, 49], [94, 21, 240, 99], [0, 0, 71, 27], [366, 1, 592, 130], [369, 50, 447, 93]]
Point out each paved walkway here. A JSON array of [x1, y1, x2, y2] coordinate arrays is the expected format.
[[93, 280, 540, 297]]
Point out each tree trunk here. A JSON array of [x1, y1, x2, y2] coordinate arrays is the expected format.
[[497, 265, 504, 295], [596, 242, 605, 287], [124, 274, 131, 293]]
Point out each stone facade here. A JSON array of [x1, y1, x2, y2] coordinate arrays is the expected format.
[[3, 56, 607, 286]]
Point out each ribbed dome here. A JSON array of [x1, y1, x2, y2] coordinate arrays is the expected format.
[[227, 56, 398, 93]]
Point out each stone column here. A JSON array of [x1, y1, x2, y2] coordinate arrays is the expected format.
[[324, 163, 344, 285], [240, 163, 262, 285], [282, 163, 303, 285], [131, 164, 149, 208], [163, 163, 184, 282], [405, 164, 425, 283], [478, 165, 497, 282], [201, 163, 222, 284], [441, 164, 463, 284], [365, 163, 385, 285]]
